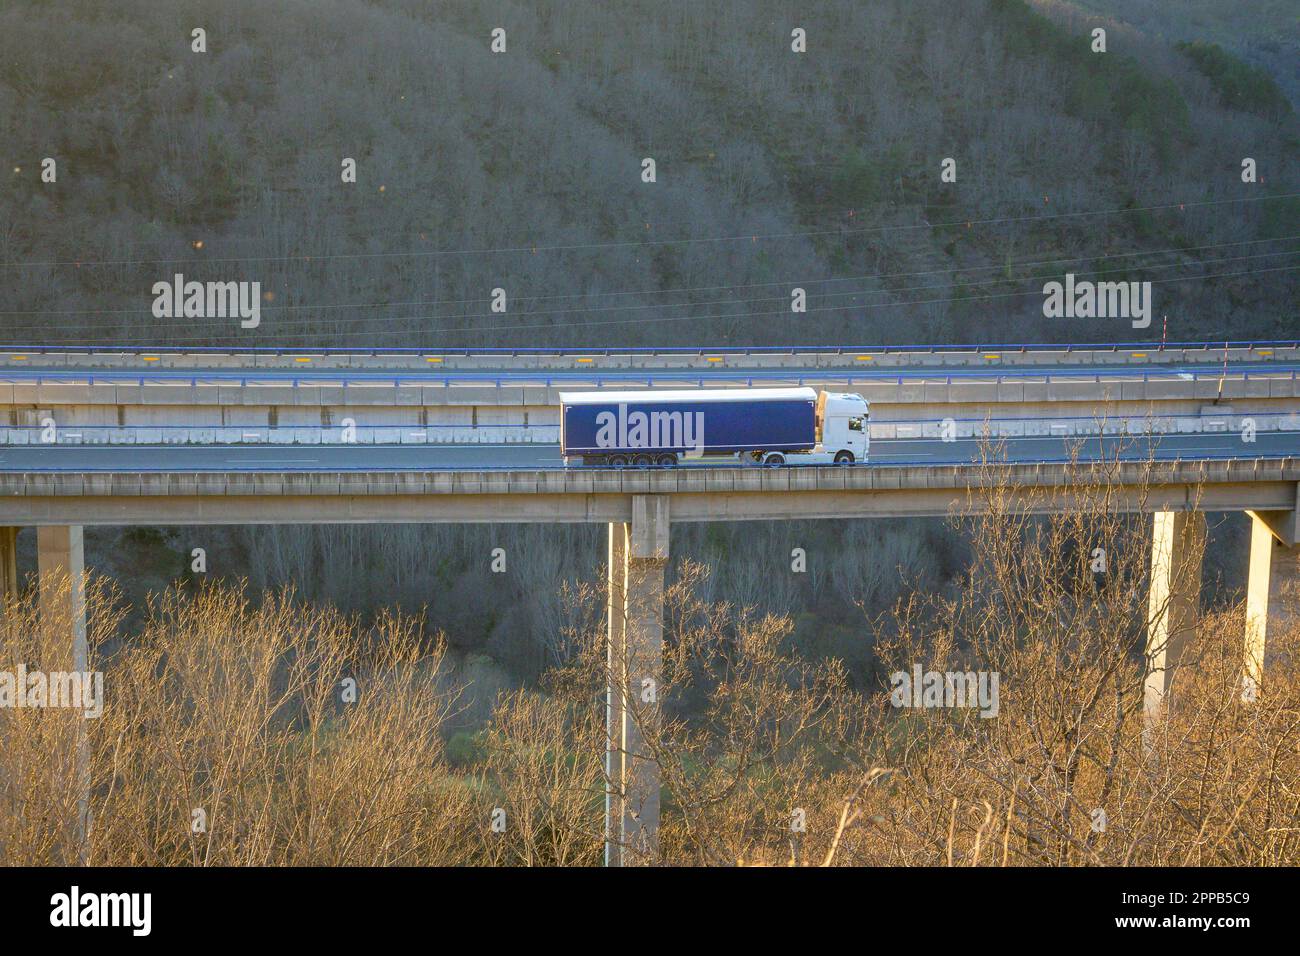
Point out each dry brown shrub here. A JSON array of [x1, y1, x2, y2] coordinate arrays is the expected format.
[[2, 580, 478, 865]]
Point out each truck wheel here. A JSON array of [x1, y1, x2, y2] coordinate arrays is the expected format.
[[834, 451, 854, 465], [765, 453, 785, 468], [632, 453, 653, 469], [655, 453, 677, 467], [609, 454, 629, 468]]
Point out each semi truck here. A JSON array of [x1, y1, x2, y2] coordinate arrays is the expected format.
[[559, 387, 869, 467]]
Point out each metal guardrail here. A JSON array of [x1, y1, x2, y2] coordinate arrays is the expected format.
[[4, 411, 1297, 446], [2, 339, 1299, 355], [6, 408, 1298, 431], [2, 366, 1298, 389], [1, 424, 557, 445]]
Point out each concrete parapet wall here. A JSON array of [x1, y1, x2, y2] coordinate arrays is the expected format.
[[0, 457, 1294, 516], [3, 411, 1293, 447], [4, 373, 1296, 410]]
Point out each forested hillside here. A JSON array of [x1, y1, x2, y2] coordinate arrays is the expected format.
[[1061, 0, 1300, 110], [2, 0, 1296, 348]]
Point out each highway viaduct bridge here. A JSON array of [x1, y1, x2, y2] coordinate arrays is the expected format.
[[1, 341, 1298, 865]]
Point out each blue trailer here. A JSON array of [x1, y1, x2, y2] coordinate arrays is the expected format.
[[560, 387, 869, 467]]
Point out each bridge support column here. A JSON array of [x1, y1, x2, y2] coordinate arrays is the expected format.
[[1245, 493, 1300, 702], [1144, 511, 1205, 734], [0, 526, 17, 607], [605, 495, 668, 867], [36, 525, 89, 863], [605, 517, 627, 867]]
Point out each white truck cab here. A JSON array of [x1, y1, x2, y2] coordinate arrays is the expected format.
[[757, 391, 869, 466]]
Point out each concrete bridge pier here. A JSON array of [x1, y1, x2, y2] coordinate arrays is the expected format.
[[37, 525, 87, 663], [1245, 490, 1300, 702], [605, 495, 668, 867], [0, 527, 17, 607], [36, 525, 90, 863], [1144, 511, 1206, 736]]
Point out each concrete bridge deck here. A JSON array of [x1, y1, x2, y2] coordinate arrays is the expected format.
[[0, 455, 1294, 524]]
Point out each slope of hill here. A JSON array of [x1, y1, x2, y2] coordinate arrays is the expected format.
[[1053, 0, 1300, 110], [2, 0, 1297, 348]]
